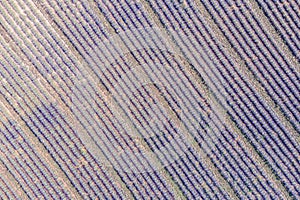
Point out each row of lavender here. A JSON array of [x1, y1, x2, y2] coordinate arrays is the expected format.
[[0, 176, 19, 199], [256, 0, 300, 61], [0, 0, 299, 199]]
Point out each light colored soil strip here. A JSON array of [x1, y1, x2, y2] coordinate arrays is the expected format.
[[248, 0, 300, 71], [0, 158, 29, 200], [0, 96, 82, 199]]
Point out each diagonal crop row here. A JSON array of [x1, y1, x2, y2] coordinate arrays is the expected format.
[[0, 167, 21, 199], [254, 0, 300, 60], [0, 112, 56, 199]]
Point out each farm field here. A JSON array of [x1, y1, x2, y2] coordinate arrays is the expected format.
[[0, 0, 299, 199]]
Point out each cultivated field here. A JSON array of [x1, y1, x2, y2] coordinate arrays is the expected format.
[[0, 0, 299, 199]]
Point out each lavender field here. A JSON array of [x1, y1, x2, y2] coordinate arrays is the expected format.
[[0, 0, 299, 199]]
